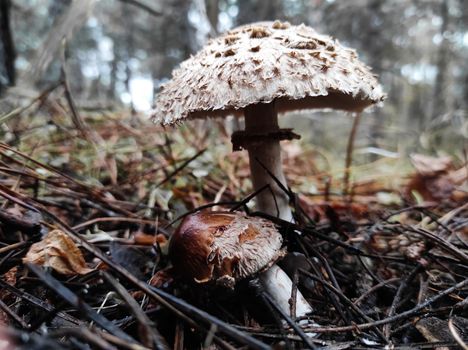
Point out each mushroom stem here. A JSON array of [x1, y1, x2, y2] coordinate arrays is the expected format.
[[244, 102, 315, 325], [244, 102, 293, 222], [259, 265, 315, 323]]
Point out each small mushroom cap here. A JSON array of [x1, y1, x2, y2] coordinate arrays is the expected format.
[[152, 20, 385, 126], [169, 211, 284, 287]]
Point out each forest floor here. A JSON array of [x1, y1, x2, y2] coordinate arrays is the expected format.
[[0, 93, 467, 349]]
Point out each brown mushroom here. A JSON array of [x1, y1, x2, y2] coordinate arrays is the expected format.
[[169, 211, 284, 288], [169, 210, 315, 325], [152, 20, 384, 327]]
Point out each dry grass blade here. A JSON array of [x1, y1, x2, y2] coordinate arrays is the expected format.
[[0, 184, 270, 349], [448, 318, 468, 350], [343, 112, 361, 198], [306, 278, 468, 333], [102, 272, 170, 350], [23, 229, 93, 275], [1, 101, 466, 349], [26, 263, 141, 346], [0, 83, 61, 125]]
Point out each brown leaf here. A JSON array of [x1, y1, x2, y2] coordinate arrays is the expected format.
[[410, 154, 453, 176], [449, 166, 468, 185], [406, 173, 455, 202], [133, 232, 167, 246], [23, 229, 93, 275], [416, 317, 468, 350], [406, 154, 460, 202], [2, 266, 17, 287], [299, 196, 370, 223], [149, 268, 174, 288], [0, 266, 19, 326]]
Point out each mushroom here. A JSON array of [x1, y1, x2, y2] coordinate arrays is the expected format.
[[152, 20, 384, 327], [152, 20, 384, 221], [169, 210, 313, 321], [169, 211, 284, 288]]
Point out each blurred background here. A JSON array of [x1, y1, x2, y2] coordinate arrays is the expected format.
[[0, 0, 467, 159]]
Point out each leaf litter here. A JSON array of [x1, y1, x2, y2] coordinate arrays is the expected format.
[[23, 229, 93, 275], [0, 91, 467, 349]]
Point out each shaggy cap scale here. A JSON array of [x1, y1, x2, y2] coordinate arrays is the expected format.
[[152, 20, 384, 126], [169, 211, 284, 288]]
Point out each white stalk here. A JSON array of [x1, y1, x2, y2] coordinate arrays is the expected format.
[[244, 102, 315, 326], [259, 265, 312, 317], [244, 102, 293, 222]]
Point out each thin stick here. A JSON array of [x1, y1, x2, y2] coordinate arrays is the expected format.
[[259, 286, 317, 349], [102, 272, 170, 350], [72, 216, 158, 231], [116, 0, 163, 17], [155, 148, 206, 188], [0, 83, 61, 125], [343, 112, 362, 198], [0, 185, 269, 349], [49, 328, 118, 350], [0, 298, 29, 328], [148, 286, 270, 350], [448, 318, 468, 350], [0, 279, 81, 325], [173, 321, 184, 350], [0, 209, 40, 234], [299, 269, 388, 342], [27, 264, 140, 345], [383, 265, 423, 338], [60, 43, 89, 140], [353, 278, 400, 306], [0, 241, 29, 254], [305, 278, 468, 333]]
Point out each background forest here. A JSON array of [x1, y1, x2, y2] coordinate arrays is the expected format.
[[0, 2, 467, 349], [1, 0, 467, 158]]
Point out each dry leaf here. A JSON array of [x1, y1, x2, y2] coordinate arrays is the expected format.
[[410, 154, 453, 176], [299, 196, 370, 223], [0, 267, 17, 299], [23, 229, 93, 275], [406, 154, 459, 202], [0, 267, 18, 326], [407, 174, 455, 202], [133, 232, 167, 246], [149, 268, 174, 288], [416, 317, 468, 350]]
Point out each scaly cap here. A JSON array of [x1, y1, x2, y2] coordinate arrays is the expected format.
[[169, 211, 284, 287], [152, 20, 384, 125]]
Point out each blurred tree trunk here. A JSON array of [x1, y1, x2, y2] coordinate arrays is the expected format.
[[0, 0, 15, 94], [236, 0, 255, 24], [237, 0, 283, 24], [431, 0, 453, 122], [361, 0, 385, 161], [258, 0, 283, 20], [107, 55, 118, 100], [461, 0, 468, 113], [205, 0, 219, 32], [175, 0, 193, 56], [19, 0, 96, 86], [47, 0, 72, 18], [123, 3, 135, 113], [148, 0, 192, 104]]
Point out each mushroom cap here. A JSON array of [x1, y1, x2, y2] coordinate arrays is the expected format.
[[169, 211, 284, 288], [152, 20, 385, 126]]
